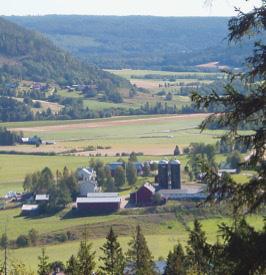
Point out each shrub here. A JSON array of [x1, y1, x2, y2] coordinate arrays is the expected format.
[[56, 232, 67, 243], [28, 228, 38, 246], [16, 235, 29, 247]]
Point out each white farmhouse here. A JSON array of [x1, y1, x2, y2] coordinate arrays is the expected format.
[[76, 168, 99, 196]]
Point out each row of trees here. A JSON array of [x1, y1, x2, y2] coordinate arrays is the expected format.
[[0, 127, 23, 146], [184, 142, 244, 180], [89, 157, 144, 192], [23, 167, 78, 212]]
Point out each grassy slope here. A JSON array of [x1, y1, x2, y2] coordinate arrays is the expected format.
[[6, 215, 264, 270]]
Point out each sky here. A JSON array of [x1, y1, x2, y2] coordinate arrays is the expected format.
[[0, 0, 262, 17]]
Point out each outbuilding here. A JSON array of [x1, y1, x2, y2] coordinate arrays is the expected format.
[[21, 204, 39, 216], [35, 194, 49, 202], [76, 195, 121, 213], [130, 183, 155, 206]]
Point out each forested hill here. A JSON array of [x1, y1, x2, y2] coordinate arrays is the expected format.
[[8, 15, 254, 70], [0, 17, 130, 89]]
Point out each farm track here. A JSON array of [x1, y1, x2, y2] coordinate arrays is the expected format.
[[12, 113, 209, 133]]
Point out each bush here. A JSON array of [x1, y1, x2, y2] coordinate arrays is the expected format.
[[49, 261, 65, 272], [174, 145, 181, 156], [16, 234, 29, 247], [66, 231, 76, 241], [28, 228, 38, 245], [33, 101, 41, 108], [55, 232, 68, 243]]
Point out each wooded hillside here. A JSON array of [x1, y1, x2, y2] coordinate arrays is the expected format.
[[9, 15, 255, 69]]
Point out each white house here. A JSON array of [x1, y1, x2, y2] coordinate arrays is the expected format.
[[76, 168, 99, 196]]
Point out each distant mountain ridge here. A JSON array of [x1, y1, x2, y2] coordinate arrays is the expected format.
[[0, 16, 130, 90], [8, 15, 254, 70]]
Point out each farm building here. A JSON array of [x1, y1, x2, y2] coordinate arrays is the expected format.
[[76, 167, 99, 196], [76, 193, 121, 212], [35, 194, 49, 202], [158, 188, 206, 201], [21, 136, 42, 145], [218, 169, 238, 175], [21, 204, 39, 216], [87, 192, 119, 198], [157, 159, 181, 190], [130, 183, 155, 206]]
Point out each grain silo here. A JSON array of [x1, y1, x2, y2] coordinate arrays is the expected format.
[[158, 160, 169, 189], [170, 160, 181, 189]]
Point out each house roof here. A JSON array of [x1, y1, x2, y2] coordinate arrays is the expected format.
[[76, 197, 121, 204], [108, 162, 124, 170], [21, 204, 39, 211], [77, 168, 96, 180], [35, 194, 49, 201], [142, 183, 155, 194], [87, 192, 119, 198], [218, 169, 237, 174]]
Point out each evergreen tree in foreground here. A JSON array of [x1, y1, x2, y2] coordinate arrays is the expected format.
[[99, 227, 125, 275], [186, 219, 212, 274], [77, 240, 96, 275], [164, 243, 186, 275], [65, 255, 79, 275], [127, 225, 155, 275], [37, 248, 50, 275]]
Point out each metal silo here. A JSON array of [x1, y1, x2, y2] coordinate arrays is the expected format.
[[158, 160, 169, 189], [170, 160, 181, 189]]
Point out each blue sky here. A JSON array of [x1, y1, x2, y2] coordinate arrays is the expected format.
[[0, 0, 261, 16]]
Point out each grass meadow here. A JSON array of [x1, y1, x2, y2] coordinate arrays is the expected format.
[[3, 213, 264, 270]]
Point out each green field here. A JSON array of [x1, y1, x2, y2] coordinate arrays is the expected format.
[[2, 214, 263, 270], [48, 69, 223, 112], [1, 114, 219, 153], [107, 69, 221, 79], [0, 114, 223, 162]]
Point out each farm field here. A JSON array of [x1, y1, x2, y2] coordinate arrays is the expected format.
[[47, 69, 222, 112], [4, 213, 264, 270], [1, 114, 219, 156], [107, 69, 222, 79], [108, 69, 221, 92]]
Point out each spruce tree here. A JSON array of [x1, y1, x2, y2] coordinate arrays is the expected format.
[[191, 1, 266, 273], [37, 248, 50, 275], [164, 243, 186, 275], [66, 255, 79, 275], [186, 219, 211, 274], [99, 227, 125, 275], [191, 0, 266, 216], [126, 225, 155, 275], [77, 240, 96, 275]]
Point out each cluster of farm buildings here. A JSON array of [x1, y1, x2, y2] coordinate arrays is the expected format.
[[21, 160, 206, 215]]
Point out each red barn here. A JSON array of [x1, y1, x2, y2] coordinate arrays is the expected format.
[[76, 196, 121, 213], [130, 183, 155, 206]]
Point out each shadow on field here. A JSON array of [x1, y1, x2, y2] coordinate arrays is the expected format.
[[17, 207, 64, 220], [62, 208, 116, 220]]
